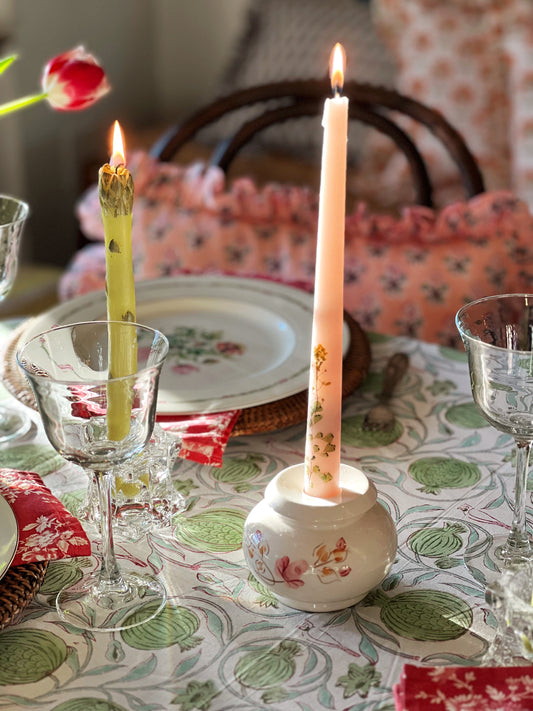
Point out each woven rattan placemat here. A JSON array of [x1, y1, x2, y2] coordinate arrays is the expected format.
[[0, 560, 48, 630], [2, 312, 370, 437]]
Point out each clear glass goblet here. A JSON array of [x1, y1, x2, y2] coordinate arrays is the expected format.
[[456, 294, 533, 569], [0, 195, 31, 443], [17, 320, 169, 631]]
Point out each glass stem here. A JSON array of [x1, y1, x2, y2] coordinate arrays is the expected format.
[[93, 470, 124, 590], [508, 441, 532, 553]]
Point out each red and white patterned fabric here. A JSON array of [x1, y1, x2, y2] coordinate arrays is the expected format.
[[394, 664, 533, 710], [0, 468, 91, 567], [158, 410, 242, 467], [61, 151, 533, 348], [372, 0, 533, 208]]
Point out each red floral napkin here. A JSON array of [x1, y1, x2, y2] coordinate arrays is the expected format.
[[394, 664, 533, 710], [158, 409, 242, 467], [0, 468, 91, 567], [62, 391, 240, 468]]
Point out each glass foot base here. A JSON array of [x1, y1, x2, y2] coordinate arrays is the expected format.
[[0, 404, 31, 444], [56, 569, 167, 631], [465, 533, 533, 587], [494, 539, 533, 567]]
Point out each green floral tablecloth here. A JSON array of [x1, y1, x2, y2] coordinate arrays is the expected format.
[[0, 321, 527, 711]]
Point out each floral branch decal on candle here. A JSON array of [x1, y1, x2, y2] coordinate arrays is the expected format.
[[244, 529, 351, 589], [305, 343, 337, 488]]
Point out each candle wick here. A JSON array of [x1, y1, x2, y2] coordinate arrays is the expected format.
[[332, 83, 342, 98]]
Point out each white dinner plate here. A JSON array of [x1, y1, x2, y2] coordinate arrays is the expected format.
[[0, 494, 18, 581], [22, 275, 349, 415]]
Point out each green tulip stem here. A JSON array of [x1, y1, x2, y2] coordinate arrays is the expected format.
[[0, 92, 48, 117], [0, 54, 18, 75]]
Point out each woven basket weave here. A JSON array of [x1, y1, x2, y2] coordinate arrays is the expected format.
[[0, 561, 48, 630]]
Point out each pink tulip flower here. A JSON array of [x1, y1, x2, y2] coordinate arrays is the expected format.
[[0, 46, 110, 118], [42, 46, 110, 111]]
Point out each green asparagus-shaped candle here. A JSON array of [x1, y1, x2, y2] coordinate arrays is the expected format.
[[98, 120, 137, 441]]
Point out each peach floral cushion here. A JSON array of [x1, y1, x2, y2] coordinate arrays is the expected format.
[[61, 151, 533, 348], [372, 0, 533, 207]]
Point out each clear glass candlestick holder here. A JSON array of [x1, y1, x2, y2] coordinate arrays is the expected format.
[[485, 564, 533, 665], [83, 423, 186, 541]]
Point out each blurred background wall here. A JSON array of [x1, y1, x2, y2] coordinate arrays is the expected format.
[[0, 0, 250, 267]]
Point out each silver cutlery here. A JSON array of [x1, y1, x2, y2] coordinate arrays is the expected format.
[[362, 352, 410, 432]]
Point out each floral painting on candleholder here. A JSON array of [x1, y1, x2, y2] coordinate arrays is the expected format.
[[244, 529, 352, 590]]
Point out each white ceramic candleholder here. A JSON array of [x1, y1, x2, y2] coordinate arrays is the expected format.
[[243, 463, 397, 612]]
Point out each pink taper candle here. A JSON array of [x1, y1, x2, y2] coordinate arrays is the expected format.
[[304, 43, 348, 498]]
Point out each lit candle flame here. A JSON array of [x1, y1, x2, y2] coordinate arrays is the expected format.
[[110, 120, 125, 167], [329, 43, 346, 96]]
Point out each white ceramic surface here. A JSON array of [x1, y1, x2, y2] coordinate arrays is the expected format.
[[21, 275, 349, 415], [0, 493, 18, 581], [243, 463, 397, 612]]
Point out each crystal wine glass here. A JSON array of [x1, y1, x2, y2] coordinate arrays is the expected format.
[[17, 320, 169, 631], [456, 294, 533, 569], [0, 195, 31, 443]]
